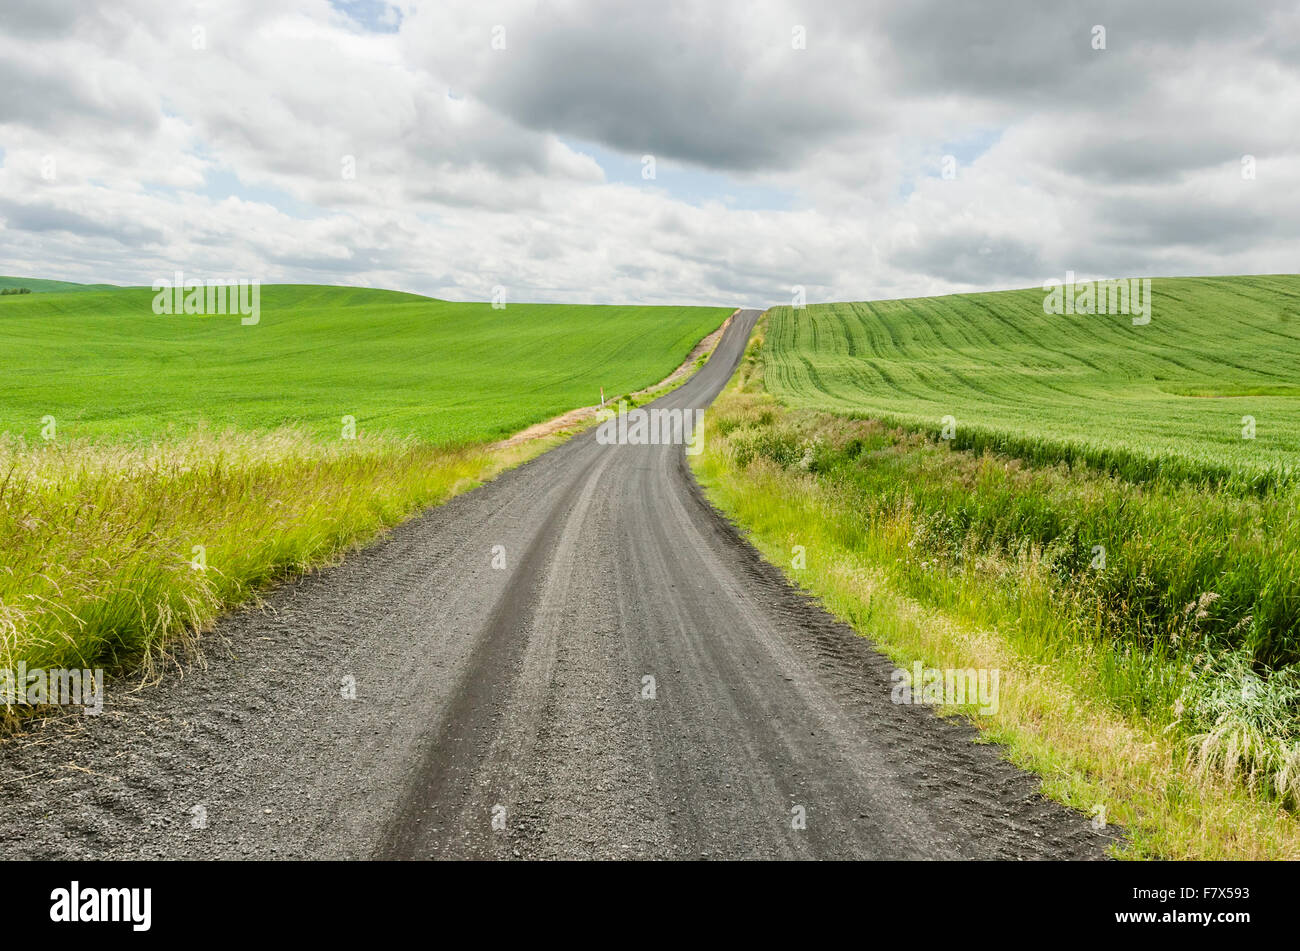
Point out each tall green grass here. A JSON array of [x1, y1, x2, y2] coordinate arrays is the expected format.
[[732, 423, 1300, 667], [695, 329, 1300, 856], [0, 430, 520, 689]]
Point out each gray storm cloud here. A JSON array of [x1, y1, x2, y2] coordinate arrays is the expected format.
[[0, 0, 1296, 303]]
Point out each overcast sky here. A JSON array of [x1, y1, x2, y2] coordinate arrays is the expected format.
[[0, 0, 1296, 306]]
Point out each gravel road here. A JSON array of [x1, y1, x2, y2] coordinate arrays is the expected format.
[[0, 310, 1112, 859]]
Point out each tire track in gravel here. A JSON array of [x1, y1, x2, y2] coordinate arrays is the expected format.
[[0, 308, 1115, 860]]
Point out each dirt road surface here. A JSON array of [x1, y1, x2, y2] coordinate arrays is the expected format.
[[0, 310, 1111, 859]]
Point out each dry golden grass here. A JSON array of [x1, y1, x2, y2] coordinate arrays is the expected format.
[[0, 426, 557, 720]]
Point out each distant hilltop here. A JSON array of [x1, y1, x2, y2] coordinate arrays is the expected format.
[[0, 276, 118, 294]]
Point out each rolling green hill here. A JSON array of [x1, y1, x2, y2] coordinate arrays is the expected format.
[[0, 276, 117, 293], [0, 285, 729, 444], [697, 275, 1300, 856], [0, 281, 728, 684], [763, 275, 1300, 487]]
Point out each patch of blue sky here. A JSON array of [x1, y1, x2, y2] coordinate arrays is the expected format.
[[329, 0, 402, 33], [150, 163, 320, 221], [931, 126, 1004, 176], [899, 126, 1003, 197]]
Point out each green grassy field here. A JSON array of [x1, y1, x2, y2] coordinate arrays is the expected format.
[[695, 286, 1300, 858], [695, 356, 1300, 858], [764, 275, 1300, 488], [0, 281, 727, 705], [0, 284, 729, 444]]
